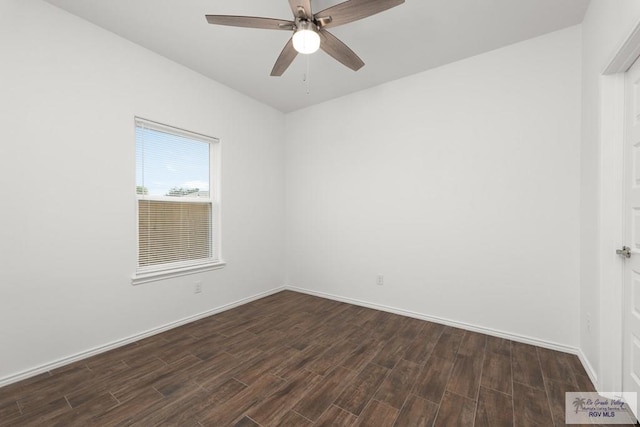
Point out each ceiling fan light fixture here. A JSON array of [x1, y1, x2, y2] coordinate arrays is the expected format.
[[292, 21, 320, 54], [206, 0, 406, 76]]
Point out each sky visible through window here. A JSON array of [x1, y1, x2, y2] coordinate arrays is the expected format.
[[136, 127, 210, 197]]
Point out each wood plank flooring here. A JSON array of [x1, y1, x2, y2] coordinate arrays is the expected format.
[[0, 290, 632, 426]]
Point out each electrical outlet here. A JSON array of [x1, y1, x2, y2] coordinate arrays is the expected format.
[[194, 281, 202, 294], [377, 275, 384, 286]]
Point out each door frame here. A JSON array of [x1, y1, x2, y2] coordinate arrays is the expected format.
[[601, 21, 640, 394]]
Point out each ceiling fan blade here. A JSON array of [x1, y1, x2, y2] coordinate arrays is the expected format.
[[314, 0, 404, 29], [288, 0, 312, 19], [271, 38, 298, 76], [318, 30, 364, 71], [206, 15, 294, 30]]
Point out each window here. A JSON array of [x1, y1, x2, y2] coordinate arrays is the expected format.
[[132, 118, 223, 284]]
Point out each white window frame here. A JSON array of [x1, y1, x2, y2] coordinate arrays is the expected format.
[[132, 117, 224, 285]]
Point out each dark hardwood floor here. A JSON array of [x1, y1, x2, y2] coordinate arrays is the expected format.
[[0, 290, 630, 426]]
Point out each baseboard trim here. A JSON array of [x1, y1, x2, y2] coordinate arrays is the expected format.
[[286, 285, 594, 378], [576, 347, 599, 389], [0, 286, 286, 388]]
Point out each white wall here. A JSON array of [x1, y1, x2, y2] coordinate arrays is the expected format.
[[580, 0, 640, 390], [0, 0, 285, 381], [285, 27, 582, 347]]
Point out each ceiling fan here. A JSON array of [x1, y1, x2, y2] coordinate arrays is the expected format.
[[206, 0, 405, 76]]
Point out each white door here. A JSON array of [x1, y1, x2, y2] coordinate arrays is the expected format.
[[622, 55, 640, 419]]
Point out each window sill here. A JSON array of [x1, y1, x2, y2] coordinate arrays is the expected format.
[[131, 261, 226, 285]]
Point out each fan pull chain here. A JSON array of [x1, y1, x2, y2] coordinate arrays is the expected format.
[[304, 54, 311, 95]]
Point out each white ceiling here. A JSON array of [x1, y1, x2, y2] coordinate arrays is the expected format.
[[44, 0, 590, 112]]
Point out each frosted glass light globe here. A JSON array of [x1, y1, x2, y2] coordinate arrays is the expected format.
[[292, 22, 320, 54]]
